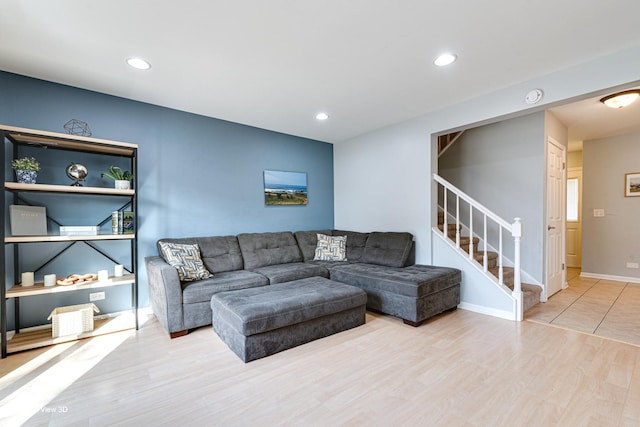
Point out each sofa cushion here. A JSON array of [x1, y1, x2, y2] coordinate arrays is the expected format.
[[251, 262, 329, 284], [332, 230, 369, 262], [314, 233, 347, 261], [157, 236, 243, 273], [182, 270, 269, 304], [237, 232, 302, 269], [361, 232, 413, 267], [329, 263, 461, 298], [158, 241, 213, 282], [294, 230, 332, 261]]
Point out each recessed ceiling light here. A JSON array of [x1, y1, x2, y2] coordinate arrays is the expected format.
[[434, 53, 457, 67], [600, 90, 640, 108], [316, 112, 329, 121], [126, 57, 151, 70]]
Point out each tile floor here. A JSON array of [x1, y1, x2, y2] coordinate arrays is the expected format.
[[526, 268, 640, 346]]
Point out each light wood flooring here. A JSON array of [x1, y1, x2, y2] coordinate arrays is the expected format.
[[2, 307, 640, 426], [526, 268, 640, 347]]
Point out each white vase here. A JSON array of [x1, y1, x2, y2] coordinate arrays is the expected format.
[[115, 180, 131, 190]]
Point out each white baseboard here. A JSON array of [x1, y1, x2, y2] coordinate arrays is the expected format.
[[580, 271, 640, 284], [458, 302, 516, 321]]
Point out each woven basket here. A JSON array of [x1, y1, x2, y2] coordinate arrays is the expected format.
[[47, 303, 100, 338]]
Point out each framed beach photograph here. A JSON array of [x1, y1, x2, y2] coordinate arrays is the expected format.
[[625, 172, 640, 197], [264, 170, 308, 205]]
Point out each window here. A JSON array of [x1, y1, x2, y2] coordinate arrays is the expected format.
[[567, 178, 579, 221]]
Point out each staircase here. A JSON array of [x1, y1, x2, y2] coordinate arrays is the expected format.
[[438, 131, 464, 157], [437, 212, 542, 313], [433, 174, 543, 319]]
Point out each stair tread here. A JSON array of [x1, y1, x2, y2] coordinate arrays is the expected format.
[[520, 283, 543, 294], [488, 266, 514, 276], [473, 251, 498, 260], [438, 223, 460, 230]]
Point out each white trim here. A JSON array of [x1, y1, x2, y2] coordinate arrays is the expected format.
[[458, 302, 515, 321], [580, 271, 640, 284]]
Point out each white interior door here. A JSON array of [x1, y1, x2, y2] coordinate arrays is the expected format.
[[566, 168, 582, 268], [546, 138, 566, 297]]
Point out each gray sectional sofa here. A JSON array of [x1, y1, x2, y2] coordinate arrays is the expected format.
[[145, 230, 461, 340]]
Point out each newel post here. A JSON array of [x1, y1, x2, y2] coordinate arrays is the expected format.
[[512, 218, 523, 321]]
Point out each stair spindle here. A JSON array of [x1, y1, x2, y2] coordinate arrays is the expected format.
[[468, 205, 474, 259], [455, 196, 460, 248], [483, 214, 488, 271]]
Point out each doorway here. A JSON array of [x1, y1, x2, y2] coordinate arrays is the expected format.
[[566, 167, 582, 268]]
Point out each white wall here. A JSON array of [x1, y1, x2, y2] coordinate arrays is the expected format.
[[335, 45, 640, 272], [582, 130, 640, 279]]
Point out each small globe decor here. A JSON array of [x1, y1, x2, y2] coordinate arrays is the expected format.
[[64, 119, 92, 137], [66, 163, 88, 186]]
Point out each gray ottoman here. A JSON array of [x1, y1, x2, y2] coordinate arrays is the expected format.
[[210, 276, 367, 362], [329, 264, 461, 326]]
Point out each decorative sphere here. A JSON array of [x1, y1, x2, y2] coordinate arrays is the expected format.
[[66, 163, 88, 181]]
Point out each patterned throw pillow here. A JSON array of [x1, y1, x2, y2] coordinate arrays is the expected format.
[[313, 233, 347, 261], [158, 242, 213, 281]]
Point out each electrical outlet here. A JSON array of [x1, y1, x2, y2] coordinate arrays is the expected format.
[[89, 291, 105, 301], [627, 262, 639, 269]]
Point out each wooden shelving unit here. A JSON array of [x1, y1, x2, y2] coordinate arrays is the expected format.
[[5, 234, 135, 244], [5, 182, 135, 196], [6, 312, 136, 354], [6, 274, 135, 298], [1, 124, 139, 358]]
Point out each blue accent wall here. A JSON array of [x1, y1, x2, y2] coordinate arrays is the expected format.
[[1, 71, 334, 328]]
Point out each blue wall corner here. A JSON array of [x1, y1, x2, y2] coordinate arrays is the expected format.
[[1, 71, 334, 328]]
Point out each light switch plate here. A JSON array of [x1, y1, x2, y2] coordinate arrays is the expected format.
[[593, 209, 605, 217]]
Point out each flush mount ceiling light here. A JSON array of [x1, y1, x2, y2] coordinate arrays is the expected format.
[[316, 112, 329, 121], [434, 53, 457, 67], [126, 57, 152, 70], [600, 90, 640, 109]]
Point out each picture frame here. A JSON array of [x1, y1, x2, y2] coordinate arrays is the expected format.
[[624, 172, 640, 197], [264, 170, 308, 205]]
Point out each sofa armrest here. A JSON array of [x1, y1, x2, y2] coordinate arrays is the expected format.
[[145, 256, 185, 335]]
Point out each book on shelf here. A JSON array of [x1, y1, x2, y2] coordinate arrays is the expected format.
[[60, 226, 100, 236], [111, 211, 119, 234], [112, 211, 134, 234], [122, 211, 134, 234], [10, 205, 47, 236]]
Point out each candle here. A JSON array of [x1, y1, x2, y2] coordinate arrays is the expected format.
[[21, 272, 34, 287], [114, 264, 124, 277], [44, 274, 56, 287], [98, 270, 109, 282]]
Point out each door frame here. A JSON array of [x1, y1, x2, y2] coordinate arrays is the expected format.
[[545, 137, 567, 300]]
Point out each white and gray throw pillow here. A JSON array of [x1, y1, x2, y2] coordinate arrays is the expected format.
[[159, 241, 213, 281], [313, 233, 347, 261]]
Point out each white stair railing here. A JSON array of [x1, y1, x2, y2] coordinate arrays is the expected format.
[[434, 174, 524, 320]]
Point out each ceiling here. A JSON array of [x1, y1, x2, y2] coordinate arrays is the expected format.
[[1, 1, 640, 143], [550, 87, 640, 152]]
